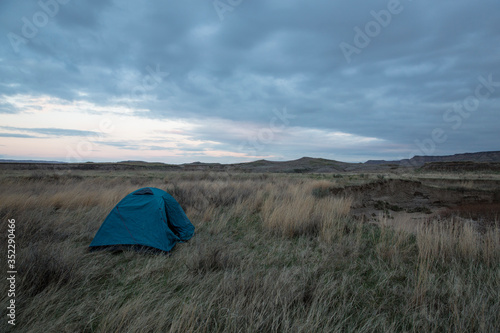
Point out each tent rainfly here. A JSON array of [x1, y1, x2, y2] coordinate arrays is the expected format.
[[89, 187, 194, 253]]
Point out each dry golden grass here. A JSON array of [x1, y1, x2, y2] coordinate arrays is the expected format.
[[261, 182, 352, 241], [0, 170, 498, 332]]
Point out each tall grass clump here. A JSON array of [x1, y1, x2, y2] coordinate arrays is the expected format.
[[261, 181, 353, 240]]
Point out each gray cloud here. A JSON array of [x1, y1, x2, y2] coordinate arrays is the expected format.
[[0, 101, 19, 114], [0, 133, 40, 138], [1, 0, 499, 161], [1, 126, 101, 137]]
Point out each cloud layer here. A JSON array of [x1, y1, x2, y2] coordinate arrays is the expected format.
[[1, 0, 499, 162]]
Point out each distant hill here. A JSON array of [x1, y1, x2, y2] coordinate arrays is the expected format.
[[367, 151, 500, 167], [0, 159, 66, 164], [365, 160, 400, 165], [419, 161, 500, 172], [1, 151, 499, 173], [403, 151, 500, 166], [229, 157, 351, 173]]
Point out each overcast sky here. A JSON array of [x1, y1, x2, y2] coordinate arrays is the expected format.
[[1, 0, 499, 163]]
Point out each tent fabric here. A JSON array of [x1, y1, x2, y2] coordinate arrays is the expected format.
[[89, 187, 195, 252], [133, 188, 154, 195]]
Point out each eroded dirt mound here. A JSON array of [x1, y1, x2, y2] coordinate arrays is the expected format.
[[331, 179, 499, 220]]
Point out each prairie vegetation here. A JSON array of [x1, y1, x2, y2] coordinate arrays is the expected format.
[[0, 170, 499, 332]]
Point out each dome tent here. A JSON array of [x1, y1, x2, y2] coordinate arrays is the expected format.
[[89, 187, 194, 253]]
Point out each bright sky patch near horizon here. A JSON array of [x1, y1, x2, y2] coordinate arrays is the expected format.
[[0, 0, 499, 163]]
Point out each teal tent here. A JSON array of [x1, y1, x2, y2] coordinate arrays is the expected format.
[[89, 187, 194, 252]]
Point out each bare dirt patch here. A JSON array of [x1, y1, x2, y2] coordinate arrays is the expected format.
[[330, 179, 500, 223]]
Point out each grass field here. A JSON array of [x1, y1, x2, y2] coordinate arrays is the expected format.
[[1, 170, 499, 332]]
